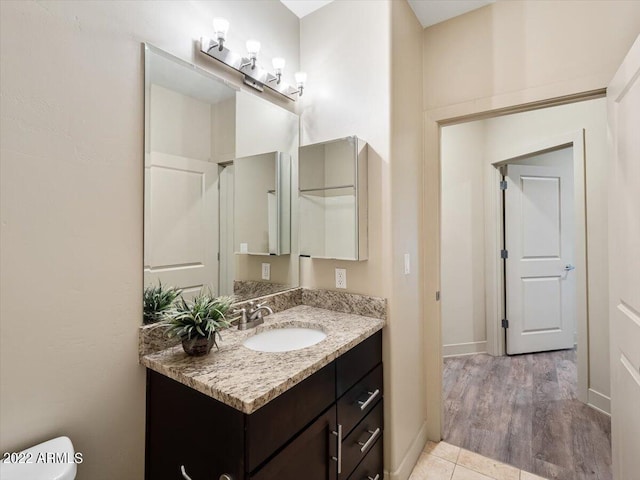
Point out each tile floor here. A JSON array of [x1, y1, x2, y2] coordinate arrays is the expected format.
[[409, 441, 548, 480]]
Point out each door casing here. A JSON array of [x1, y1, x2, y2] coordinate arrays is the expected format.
[[424, 89, 605, 441]]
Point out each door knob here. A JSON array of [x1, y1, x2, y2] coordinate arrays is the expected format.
[[564, 264, 576, 271]]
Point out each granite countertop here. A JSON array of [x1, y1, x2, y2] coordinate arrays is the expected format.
[[141, 305, 385, 414]]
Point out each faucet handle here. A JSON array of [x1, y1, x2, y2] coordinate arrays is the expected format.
[[232, 307, 248, 324]]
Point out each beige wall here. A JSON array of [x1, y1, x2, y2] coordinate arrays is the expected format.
[[423, 1, 639, 438], [388, 1, 427, 478], [423, 1, 640, 112], [0, 1, 299, 478], [441, 121, 487, 355], [150, 84, 213, 160], [299, 1, 426, 478], [299, 0, 391, 297]]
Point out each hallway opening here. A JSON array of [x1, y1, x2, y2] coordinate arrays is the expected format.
[[438, 98, 612, 478]]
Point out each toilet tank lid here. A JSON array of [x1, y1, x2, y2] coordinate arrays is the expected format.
[[0, 436, 77, 480]]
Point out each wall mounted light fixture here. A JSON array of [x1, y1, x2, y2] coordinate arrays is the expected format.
[[242, 40, 261, 70], [271, 57, 285, 85], [200, 18, 306, 101], [295, 72, 307, 96], [212, 18, 229, 51]]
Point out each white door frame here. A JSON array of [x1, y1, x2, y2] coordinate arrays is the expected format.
[[423, 89, 605, 440], [483, 131, 588, 404]]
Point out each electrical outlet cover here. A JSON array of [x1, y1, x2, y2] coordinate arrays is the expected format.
[[335, 268, 347, 289], [262, 263, 270, 280]]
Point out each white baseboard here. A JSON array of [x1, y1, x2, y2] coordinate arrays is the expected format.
[[442, 341, 487, 358], [385, 420, 428, 480], [588, 388, 611, 416]]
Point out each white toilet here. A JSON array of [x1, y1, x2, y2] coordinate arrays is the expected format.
[[0, 437, 77, 480]]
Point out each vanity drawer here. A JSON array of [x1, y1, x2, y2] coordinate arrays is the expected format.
[[339, 400, 383, 479], [347, 434, 383, 480], [247, 361, 336, 472], [337, 331, 382, 397], [338, 363, 383, 437]]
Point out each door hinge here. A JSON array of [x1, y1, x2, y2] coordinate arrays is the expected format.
[[500, 249, 509, 259], [436, 291, 441, 301], [217, 252, 220, 261], [500, 180, 508, 190], [502, 319, 509, 329]]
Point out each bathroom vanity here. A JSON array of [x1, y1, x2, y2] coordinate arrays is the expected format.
[[142, 305, 385, 480], [141, 44, 381, 480]]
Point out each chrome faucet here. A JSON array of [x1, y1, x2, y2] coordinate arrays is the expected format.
[[234, 301, 274, 330]]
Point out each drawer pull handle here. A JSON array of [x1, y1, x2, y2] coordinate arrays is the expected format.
[[180, 465, 193, 480], [358, 427, 381, 453], [367, 475, 380, 480], [358, 389, 380, 411], [331, 423, 343, 474]]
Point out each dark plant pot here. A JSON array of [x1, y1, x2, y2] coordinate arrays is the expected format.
[[181, 336, 216, 356]]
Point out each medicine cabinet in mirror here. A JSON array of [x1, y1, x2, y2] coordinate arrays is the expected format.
[[234, 151, 291, 256], [143, 45, 299, 305], [299, 136, 368, 261]]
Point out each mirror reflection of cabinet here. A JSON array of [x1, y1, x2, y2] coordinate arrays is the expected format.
[[234, 152, 291, 255], [299, 136, 368, 261]]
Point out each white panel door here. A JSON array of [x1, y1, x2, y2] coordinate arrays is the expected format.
[[607, 36, 640, 480], [144, 151, 219, 298], [505, 164, 575, 354]]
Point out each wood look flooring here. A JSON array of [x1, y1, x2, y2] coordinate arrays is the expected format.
[[443, 350, 612, 480]]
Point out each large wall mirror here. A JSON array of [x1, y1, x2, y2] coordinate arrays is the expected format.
[[143, 45, 299, 305]]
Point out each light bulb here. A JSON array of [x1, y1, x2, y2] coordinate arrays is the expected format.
[[246, 40, 261, 55], [212, 17, 229, 39], [294, 71, 307, 86], [294, 72, 307, 96], [271, 58, 286, 85], [272, 57, 286, 71]]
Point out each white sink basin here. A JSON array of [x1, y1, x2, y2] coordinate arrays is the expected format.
[[243, 327, 327, 352]]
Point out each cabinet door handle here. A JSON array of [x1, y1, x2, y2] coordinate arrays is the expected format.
[[180, 465, 193, 480], [367, 475, 380, 480], [358, 427, 381, 453], [357, 389, 380, 411], [331, 423, 343, 474]]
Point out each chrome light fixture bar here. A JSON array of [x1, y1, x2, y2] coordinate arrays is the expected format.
[[200, 36, 304, 101]]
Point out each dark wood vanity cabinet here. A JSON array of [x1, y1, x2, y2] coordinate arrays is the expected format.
[[145, 331, 383, 480], [145, 370, 245, 479]]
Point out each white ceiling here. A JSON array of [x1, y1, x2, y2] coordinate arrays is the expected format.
[[408, 0, 495, 28], [280, 0, 495, 28], [280, 0, 334, 18]]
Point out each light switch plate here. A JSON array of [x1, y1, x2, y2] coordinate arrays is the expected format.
[[404, 253, 410, 275], [335, 268, 347, 289], [262, 263, 270, 280], [240, 243, 248, 254]]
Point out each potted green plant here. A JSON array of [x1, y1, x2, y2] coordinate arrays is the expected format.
[[164, 290, 235, 356], [143, 282, 182, 324]]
